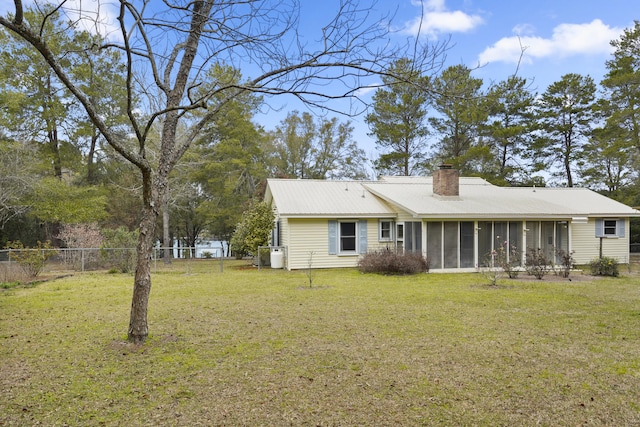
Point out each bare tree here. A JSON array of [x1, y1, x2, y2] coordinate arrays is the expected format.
[[0, 137, 37, 229], [1, 0, 446, 344]]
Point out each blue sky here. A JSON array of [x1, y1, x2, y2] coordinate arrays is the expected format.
[[2, 0, 638, 161], [285, 0, 639, 157]]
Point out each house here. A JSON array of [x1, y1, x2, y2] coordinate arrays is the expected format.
[[264, 165, 640, 271]]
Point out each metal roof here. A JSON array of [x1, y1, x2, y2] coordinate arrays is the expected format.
[[266, 177, 640, 219], [265, 179, 396, 217]]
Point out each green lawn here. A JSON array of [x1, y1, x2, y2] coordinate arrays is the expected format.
[[1, 260, 639, 426]]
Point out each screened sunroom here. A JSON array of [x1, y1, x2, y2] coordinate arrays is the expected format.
[[423, 220, 570, 270]]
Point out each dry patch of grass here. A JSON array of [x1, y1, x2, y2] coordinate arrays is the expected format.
[[1, 260, 640, 426]]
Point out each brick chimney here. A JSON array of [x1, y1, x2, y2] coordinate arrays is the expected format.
[[433, 164, 459, 196]]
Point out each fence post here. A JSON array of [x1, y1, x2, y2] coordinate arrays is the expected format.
[[81, 248, 85, 272]]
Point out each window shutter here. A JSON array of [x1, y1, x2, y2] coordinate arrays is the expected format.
[[359, 220, 368, 254], [595, 219, 604, 237], [328, 221, 337, 255], [617, 220, 626, 238]]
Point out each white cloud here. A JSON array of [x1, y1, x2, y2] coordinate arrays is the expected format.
[[1, 0, 120, 41], [478, 19, 622, 65], [403, 0, 484, 38], [355, 84, 381, 97], [61, 0, 121, 41]]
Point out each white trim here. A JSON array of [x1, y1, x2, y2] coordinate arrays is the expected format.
[[338, 220, 358, 255], [378, 219, 394, 242]]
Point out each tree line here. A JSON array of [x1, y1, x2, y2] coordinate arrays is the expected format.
[[368, 23, 640, 203]]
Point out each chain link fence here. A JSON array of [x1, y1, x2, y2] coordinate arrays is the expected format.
[[0, 246, 226, 283]]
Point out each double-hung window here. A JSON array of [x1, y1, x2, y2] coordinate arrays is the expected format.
[[340, 221, 357, 253], [604, 220, 617, 236], [329, 220, 368, 255], [596, 218, 625, 238], [379, 220, 394, 241]]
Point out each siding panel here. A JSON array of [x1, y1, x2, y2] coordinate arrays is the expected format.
[[571, 218, 630, 264]]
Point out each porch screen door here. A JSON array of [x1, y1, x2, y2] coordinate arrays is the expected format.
[[405, 222, 422, 253]]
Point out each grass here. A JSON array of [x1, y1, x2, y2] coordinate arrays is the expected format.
[[1, 259, 640, 426]]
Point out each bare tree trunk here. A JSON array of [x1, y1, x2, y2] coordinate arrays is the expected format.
[[128, 172, 162, 344], [87, 129, 99, 184], [128, 206, 155, 344], [162, 189, 172, 265]]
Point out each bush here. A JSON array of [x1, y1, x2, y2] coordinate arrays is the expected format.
[[589, 257, 619, 277], [525, 248, 549, 280], [230, 201, 275, 257], [358, 250, 429, 275], [5, 240, 58, 278], [56, 223, 103, 269], [479, 240, 520, 286], [554, 248, 575, 278]]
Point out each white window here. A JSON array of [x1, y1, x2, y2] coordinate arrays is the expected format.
[[329, 220, 367, 255], [596, 218, 624, 238], [340, 221, 357, 253], [604, 220, 617, 236], [379, 220, 394, 241]]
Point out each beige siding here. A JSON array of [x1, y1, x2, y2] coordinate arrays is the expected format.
[[368, 219, 398, 252], [571, 218, 630, 264], [282, 217, 631, 270], [286, 218, 359, 269], [283, 218, 403, 270], [278, 217, 290, 269]]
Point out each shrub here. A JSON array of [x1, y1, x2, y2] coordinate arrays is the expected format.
[[589, 257, 619, 277], [56, 223, 103, 269], [230, 201, 275, 258], [525, 248, 549, 280], [554, 248, 575, 278], [479, 240, 521, 286], [5, 240, 58, 278], [358, 250, 429, 275]]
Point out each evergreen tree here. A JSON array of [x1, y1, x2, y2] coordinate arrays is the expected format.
[[601, 21, 640, 154], [365, 58, 430, 176], [429, 64, 487, 175], [532, 73, 596, 187], [483, 76, 537, 184]]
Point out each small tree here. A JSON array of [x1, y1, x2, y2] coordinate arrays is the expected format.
[[230, 201, 275, 259], [306, 251, 315, 288], [480, 240, 520, 286], [57, 223, 104, 269], [1, 0, 447, 344], [5, 240, 57, 278]]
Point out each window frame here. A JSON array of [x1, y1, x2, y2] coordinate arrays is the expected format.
[[603, 219, 618, 236], [596, 218, 624, 239], [339, 220, 358, 254], [379, 220, 394, 242]]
